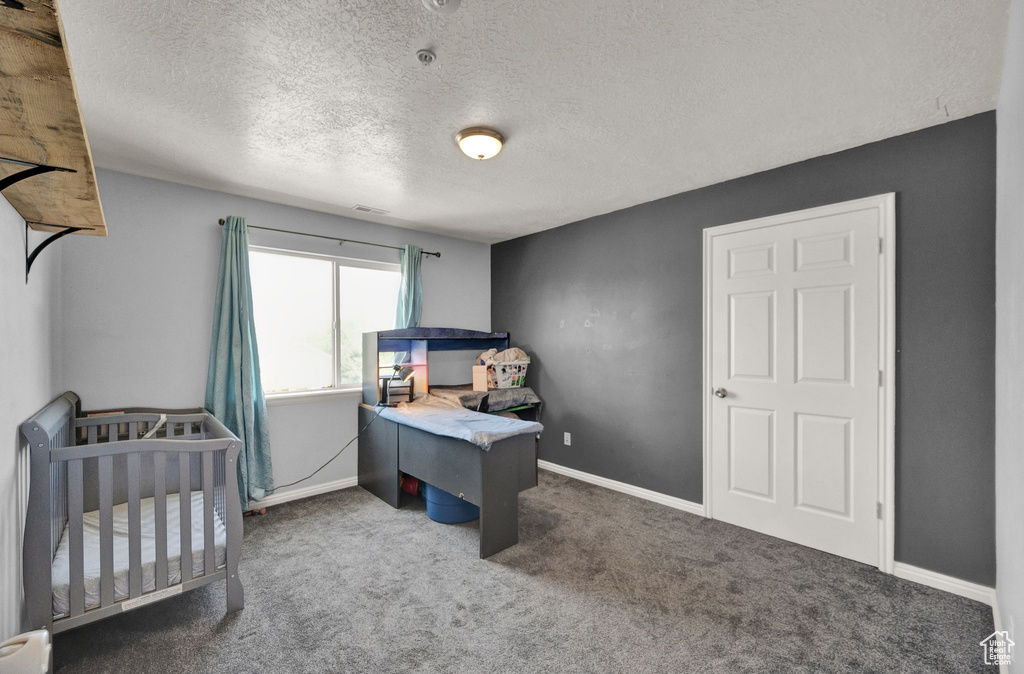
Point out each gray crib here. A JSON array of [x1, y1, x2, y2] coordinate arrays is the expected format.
[[22, 392, 244, 644]]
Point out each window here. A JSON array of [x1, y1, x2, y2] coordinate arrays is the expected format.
[[249, 247, 401, 395]]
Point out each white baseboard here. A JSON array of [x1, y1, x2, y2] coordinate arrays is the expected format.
[[892, 562, 996, 606], [538, 462, 999, 608], [991, 595, 1010, 674], [248, 476, 358, 510], [254, 468, 998, 611], [895, 563, 1004, 670], [537, 460, 705, 517]]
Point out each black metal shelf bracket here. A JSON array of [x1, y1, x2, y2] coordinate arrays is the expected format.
[[0, 156, 84, 283], [0, 156, 75, 191], [24, 222, 86, 282]]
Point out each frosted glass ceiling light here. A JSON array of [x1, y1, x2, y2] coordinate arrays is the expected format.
[[456, 127, 504, 160]]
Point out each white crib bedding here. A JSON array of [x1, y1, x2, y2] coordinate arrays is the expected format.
[[51, 491, 227, 618]]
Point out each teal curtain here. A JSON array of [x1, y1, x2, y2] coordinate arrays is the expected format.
[[395, 244, 423, 330], [205, 215, 274, 509], [392, 244, 423, 366]]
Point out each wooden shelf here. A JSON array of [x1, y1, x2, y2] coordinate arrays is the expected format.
[[0, 0, 106, 235]]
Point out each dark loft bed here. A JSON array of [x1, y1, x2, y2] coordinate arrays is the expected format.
[[358, 328, 543, 557]]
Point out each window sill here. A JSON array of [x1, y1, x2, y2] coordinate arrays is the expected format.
[[265, 388, 363, 407]]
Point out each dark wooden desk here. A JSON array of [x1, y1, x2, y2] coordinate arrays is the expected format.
[[357, 404, 538, 558]]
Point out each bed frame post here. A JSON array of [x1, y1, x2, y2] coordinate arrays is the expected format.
[[22, 424, 53, 634], [224, 440, 244, 613], [21, 392, 78, 635]]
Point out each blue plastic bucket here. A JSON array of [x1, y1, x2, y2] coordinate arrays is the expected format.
[[423, 483, 479, 524]]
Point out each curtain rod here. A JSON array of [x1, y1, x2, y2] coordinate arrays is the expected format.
[[217, 219, 441, 258]]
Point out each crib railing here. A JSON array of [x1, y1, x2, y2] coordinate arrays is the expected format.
[[22, 393, 244, 636], [39, 398, 77, 563]]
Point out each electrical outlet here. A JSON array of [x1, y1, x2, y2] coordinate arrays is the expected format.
[[564, 432, 571, 446]]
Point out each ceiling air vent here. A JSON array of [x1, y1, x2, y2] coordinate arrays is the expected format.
[[353, 205, 390, 216]]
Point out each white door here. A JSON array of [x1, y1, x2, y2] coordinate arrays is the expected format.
[[706, 195, 894, 566]]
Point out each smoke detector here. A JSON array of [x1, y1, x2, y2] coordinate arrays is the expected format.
[[416, 49, 436, 66], [422, 0, 460, 15]]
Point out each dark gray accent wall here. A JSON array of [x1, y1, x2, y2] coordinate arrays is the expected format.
[[493, 112, 996, 586]]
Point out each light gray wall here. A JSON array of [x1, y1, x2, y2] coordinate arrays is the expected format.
[[493, 113, 997, 586], [60, 169, 490, 505], [0, 198, 62, 640], [996, 0, 1024, 659]]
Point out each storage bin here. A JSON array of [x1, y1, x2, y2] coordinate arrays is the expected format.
[[423, 483, 479, 524], [488, 360, 530, 389]]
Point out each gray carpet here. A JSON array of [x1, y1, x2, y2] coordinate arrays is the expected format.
[[54, 472, 993, 673]]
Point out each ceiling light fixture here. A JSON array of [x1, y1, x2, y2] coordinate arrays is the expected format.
[[456, 127, 504, 160]]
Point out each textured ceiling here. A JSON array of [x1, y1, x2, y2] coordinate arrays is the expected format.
[[58, 0, 1009, 243]]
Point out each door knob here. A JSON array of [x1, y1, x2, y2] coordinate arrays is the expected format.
[[713, 387, 728, 398]]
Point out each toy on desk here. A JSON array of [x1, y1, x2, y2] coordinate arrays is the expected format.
[[473, 347, 531, 392]]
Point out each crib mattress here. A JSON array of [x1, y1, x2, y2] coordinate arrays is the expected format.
[[51, 491, 227, 618]]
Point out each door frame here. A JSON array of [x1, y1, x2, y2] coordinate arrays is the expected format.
[[701, 193, 896, 572]]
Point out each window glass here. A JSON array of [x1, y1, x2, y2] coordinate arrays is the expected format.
[[339, 265, 402, 384], [249, 247, 401, 394], [250, 251, 334, 393]]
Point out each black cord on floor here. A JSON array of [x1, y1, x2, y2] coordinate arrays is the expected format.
[[263, 403, 385, 494]]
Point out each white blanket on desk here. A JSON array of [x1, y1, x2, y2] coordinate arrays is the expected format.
[[379, 395, 543, 450]]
